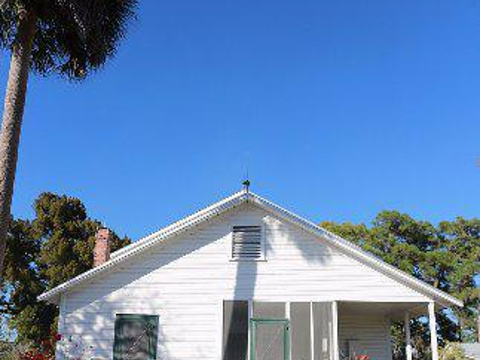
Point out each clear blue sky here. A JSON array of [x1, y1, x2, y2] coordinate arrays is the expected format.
[[1, 0, 480, 239]]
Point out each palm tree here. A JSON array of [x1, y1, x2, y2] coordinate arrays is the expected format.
[[0, 0, 137, 276]]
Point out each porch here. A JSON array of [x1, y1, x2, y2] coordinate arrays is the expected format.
[[222, 300, 440, 360]]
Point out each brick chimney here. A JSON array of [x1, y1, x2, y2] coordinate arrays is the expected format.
[[94, 228, 112, 267]]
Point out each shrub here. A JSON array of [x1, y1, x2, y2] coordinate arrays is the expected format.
[[440, 343, 470, 360], [0, 341, 20, 360]]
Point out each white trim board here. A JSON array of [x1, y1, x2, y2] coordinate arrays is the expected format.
[[38, 189, 463, 308]]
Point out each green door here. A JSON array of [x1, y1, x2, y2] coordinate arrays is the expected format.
[[250, 319, 290, 360]]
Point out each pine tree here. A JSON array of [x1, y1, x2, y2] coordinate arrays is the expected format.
[[321, 212, 480, 360], [0, 192, 130, 343]]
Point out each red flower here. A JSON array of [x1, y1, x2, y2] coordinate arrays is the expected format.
[[357, 355, 370, 360]]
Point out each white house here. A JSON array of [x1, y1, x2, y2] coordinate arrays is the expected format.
[[38, 189, 463, 360]]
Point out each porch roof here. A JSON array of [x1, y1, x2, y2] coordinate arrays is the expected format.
[[339, 301, 440, 321]]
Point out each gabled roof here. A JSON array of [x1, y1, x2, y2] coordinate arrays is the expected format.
[[38, 189, 463, 308]]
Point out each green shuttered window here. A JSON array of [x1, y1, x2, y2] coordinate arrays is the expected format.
[[113, 314, 159, 360]]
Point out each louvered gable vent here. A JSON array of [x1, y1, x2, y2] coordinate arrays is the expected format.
[[232, 226, 263, 260]]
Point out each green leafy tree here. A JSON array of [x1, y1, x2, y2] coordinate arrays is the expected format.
[[322, 211, 480, 360], [0, 0, 138, 278], [34, 193, 130, 287], [438, 218, 480, 342], [0, 192, 130, 344]]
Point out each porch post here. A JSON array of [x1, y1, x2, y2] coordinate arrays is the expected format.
[[428, 302, 439, 360], [310, 302, 315, 360], [332, 301, 340, 360], [404, 312, 412, 360]]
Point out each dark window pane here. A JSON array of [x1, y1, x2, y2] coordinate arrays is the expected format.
[[253, 302, 285, 319], [113, 314, 158, 360], [291, 302, 312, 360], [223, 301, 249, 360]]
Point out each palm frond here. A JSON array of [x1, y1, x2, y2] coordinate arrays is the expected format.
[[1, 0, 138, 80]]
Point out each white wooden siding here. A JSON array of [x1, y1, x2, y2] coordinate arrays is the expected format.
[[60, 203, 426, 360], [339, 314, 392, 360]]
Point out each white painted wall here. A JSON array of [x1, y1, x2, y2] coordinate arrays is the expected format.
[[59, 203, 426, 360], [339, 314, 392, 360]]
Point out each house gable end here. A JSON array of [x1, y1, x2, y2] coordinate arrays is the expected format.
[[38, 190, 462, 308], [64, 203, 430, 315]]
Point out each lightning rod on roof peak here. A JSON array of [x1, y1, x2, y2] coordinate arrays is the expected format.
[[242, 179, 250, 193]]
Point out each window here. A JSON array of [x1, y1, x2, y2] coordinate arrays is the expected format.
[[223, 301, 249, 360], [231, 226, 264, 260], [113, 314, 159, 360]]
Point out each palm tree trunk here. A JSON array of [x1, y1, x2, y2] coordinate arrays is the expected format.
[[0, 10, 36, 277]]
